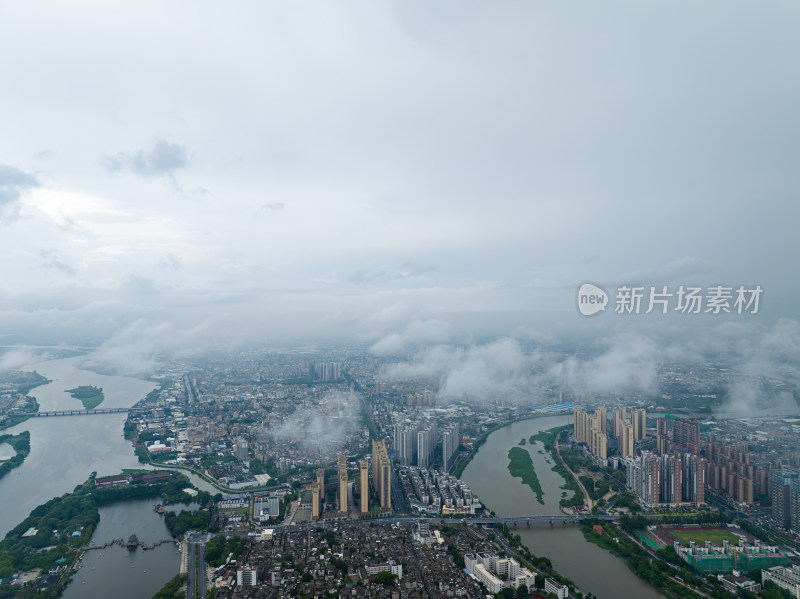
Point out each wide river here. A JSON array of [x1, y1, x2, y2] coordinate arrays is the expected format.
[[461, 415, 665, 599], [0, 355, 214, 597]]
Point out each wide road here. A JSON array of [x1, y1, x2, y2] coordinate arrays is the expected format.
[[198, 542, 206, 599], [187, 542, 196, 599]]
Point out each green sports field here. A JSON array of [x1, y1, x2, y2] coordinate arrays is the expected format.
[[664, 527, 745, 546]]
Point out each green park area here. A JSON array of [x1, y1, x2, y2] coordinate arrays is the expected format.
[[66, 386, 104, 409], [507, 446, 544, 505]]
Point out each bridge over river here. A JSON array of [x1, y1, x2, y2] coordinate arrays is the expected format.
[[34, 408, 132, 417]]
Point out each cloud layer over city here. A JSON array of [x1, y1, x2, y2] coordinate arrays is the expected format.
[[0, 1, 798, 398]]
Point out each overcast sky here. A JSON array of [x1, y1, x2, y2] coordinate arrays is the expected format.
[[1, 1, 799, 360]]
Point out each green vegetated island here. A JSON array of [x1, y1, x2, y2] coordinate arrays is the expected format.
[[0, 432, 30, 480], [507, 446, 545, 505], [0, 470, 213, 599], [65, 386, 104, 410]]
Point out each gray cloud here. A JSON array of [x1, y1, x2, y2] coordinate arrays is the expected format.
[[158, 254, 182, 270], [0, 165, 38, 219], [103, 139, 189, 178], [39, 250, 76, 276], [259, 202, 285, 212]]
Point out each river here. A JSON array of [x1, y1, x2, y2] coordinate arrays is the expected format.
[[461, 415, 665, 599], [0, 355, 208, 597]]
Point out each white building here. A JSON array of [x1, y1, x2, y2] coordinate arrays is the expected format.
[[365, 560, 403, 580], [762, 565, 800, 598], [544, 578, 569, 599], [464, 553, 535, 592], [237, 565, 257, 586], [464, 554, 503, 594]]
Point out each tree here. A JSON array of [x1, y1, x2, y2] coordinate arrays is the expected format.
[[373, 571, 395, 586], [516, 584, 528, 597]]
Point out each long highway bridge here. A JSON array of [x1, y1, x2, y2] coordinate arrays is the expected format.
[[33, 407, 132, 417]]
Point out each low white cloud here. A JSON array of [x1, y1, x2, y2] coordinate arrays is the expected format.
[[381, 334, 664, 403], [83, 317, 242, 376], [720, 319, 800, 417], [0, 347, 45, 372], [271, 390, 360, 454], [370, 318, 452, 355]]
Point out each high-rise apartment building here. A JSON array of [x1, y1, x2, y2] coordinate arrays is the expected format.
[[310, 361, 341, 381], [442, 424, 460, 473], [393, 422, 417, 467], [627, 450, 705, 507], [656, 418, 670, 455], [791, 477, 800, 532], [416, 425, 437, 469], [359, 459, 369, 514], [613, 407, 627, 439], [573, 407, 589, 444], [574, 406, 608, 460], [621, 421, 634, 457], [771, 469, 799, 526], [591, 429, 608, 460], [316, 468, 325, 494], [338, 454, 348, 514], [632, 409, 647, 441], [311, 483, 320, 520], [673, 419, 700, 455], [372, 439, 392, 511], [595, 406, 608, 435]]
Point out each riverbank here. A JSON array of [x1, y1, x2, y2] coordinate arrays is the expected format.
[[0, 371, 50, 433], [0, 398, 39, 433], [0, 431, 30, 479]]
